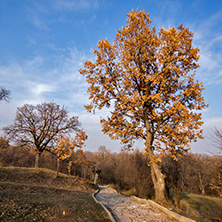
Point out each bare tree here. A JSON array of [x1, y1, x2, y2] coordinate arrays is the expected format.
[[3, 102, 81, 168], [0, 86, 10, 102], [211, 128, 222, 154], [210, 128, 222, 196]]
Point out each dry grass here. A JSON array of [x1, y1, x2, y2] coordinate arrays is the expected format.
[[0, 167, 111, 222], [0, 166, 93, 191], [171, 192, 222, 222]]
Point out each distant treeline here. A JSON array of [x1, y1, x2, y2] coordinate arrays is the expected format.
[[0, 139, 221, 198]]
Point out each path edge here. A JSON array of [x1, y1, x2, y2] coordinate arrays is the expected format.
[[130, 196, 196, 222], [92, 189, 116, 222]]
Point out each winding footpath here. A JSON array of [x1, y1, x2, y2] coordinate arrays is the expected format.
[[95, 186, 179, 222]]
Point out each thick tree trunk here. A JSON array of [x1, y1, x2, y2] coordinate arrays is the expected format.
[[150, 161, 166, 201], [145, 117, 166, 202], [35, 152, 41, 168]]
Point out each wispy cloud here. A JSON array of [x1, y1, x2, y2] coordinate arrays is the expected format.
[[0, 45, 92, 128], [26, 4, 49, 30], [53, 0, 99, 12], [29, 13, 48, 30], [192, 11, 222, 85], [25, 0, 100, 30]]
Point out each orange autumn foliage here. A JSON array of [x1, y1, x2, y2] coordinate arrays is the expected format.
[[80, 9, 207, 156], [55, 130, 87, 175]]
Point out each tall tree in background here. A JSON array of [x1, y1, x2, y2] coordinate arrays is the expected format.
[[0, 86, 10, 102], [3, 102, 81, 168], [80, 9, 207, 201]]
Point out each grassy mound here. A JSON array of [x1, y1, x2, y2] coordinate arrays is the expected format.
[[172, 192, 222, 222], [0, 166, 94, 191], [0, 167, 111, 222]]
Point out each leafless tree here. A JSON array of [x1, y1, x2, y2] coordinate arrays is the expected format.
[[0, 86, 10, 102], [211, 128, 222, 154], [3, 102, 81, 168], [209, 128, 222, 196]]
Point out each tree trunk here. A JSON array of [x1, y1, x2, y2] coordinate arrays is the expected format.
[[145, 117, 166, 202], [150, 164, 166, 201], [94, 173, 99, 185], [83, 166, 87, 180], [175, 187, 180, 209], [198, 173, 205, 195], [56, 159, 60, 177], [94, 169, 101, 187], [35, 152, 41, 168], [68, 161, 72, 175], [165, 182, 170, 201]]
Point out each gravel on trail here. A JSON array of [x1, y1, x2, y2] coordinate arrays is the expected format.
[[95, 186, 179, 222]]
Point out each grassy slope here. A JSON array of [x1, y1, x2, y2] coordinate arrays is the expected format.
[[172, 192, 222, 222], [0, 167, 111, 222]]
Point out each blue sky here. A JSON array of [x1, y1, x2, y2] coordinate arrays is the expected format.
[[0, 0, 222, 154]]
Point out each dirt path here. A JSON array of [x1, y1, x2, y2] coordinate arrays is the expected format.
[[95, 186, 178, 222]]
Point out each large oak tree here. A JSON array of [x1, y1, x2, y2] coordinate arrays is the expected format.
[[80, 9, 207, 201], [3, 102, 81, 168]]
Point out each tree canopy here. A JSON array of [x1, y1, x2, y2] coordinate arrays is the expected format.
[[80, 9, 208, 200]]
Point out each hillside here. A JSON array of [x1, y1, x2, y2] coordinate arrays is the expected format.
[[0, 167, 111, 222]]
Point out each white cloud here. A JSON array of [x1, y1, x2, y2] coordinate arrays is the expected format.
[[31, 84, 55, 98]]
